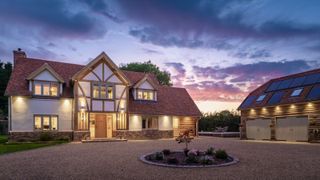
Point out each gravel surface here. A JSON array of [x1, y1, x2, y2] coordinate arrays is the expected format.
[[0, 137, 319, 180]]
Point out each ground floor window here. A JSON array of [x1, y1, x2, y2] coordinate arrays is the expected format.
[[142, 116, 158, 129], [78, 112, 88, 130], [34, 115, 58, 130], [117, 113, 127, 130]]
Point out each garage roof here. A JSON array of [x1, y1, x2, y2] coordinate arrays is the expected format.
[[239, 68, 320, 110]]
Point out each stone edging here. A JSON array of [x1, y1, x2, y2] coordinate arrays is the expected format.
[[139, 151, 239, 168]]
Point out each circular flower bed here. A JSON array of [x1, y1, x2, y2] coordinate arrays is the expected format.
[[140, 148, 239, 168]]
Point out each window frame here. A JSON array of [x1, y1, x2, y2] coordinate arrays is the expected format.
[[92, 82, 114, 100], [141, 116, 158, 130], [136, 89, 156, 101], [290, 88, 303, 97], [33, 80, 60, 97], [33, 115, 59, 131]]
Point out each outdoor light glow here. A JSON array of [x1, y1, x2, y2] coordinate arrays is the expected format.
[[290, 104, 296, 109], [275, 106, 280, 111], [307, 103, 313, 107]]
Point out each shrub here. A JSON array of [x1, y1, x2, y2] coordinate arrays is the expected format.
[[162, 149, 171, 156], [167, 157, 178, 164], [215, 149, 228, 160], [186, 156, 198, 164], [183, 148, 189, 156], [39, 132, 53, 141], [200, 156, 213, 165], [57, 136, 70, 142], [155, 152, 164, 160], [206, 147, 214, 155], [187, 149, 198, 158]]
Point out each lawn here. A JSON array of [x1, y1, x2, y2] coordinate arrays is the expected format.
[[0, 135, 67, 155]]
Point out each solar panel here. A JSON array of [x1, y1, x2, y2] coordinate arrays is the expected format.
[[290, 76, 306, 88], [266, 81, 282, 92], [240, 95, 256, 108], [306, 86, 320, 100], [267, 91, 284, 105], [278, 78, 294, 90], [303, 73, 320, 85]]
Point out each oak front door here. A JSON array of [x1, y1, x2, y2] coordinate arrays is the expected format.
[[95, 114, 106, 138]]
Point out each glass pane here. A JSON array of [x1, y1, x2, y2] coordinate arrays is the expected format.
[[142, 119, 146, 129], [43, 83, 50, 96], [51, 116, 58, 130], [291, 88, 303, 97], [143, 92, 148, 100], [34, 83, 42, 95], [93, 84, 100, 98], [107, 86, 113, 99], [290, 76, 306, 87], [256, 94, 266, 102], [266, 81, 281, 92], [50, 83, 58, 96], [138, 91, 143, 99], [148, 91, 154, 100], [278, 79, 293, 90], [101, 86, 106, 98], [34, 116, 42, 130], [239, 95, 256, 108], [43, 116, 50, 130], [267, 91, 284, 105], [307, 86, 320, 100], [151, 117, 158, 129], [303, 73, 320, 85]]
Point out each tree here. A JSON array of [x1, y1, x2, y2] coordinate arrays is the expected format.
[[120, 61, 172, 86], [198, 110, 240, 132], [0, 61, 12, 117]]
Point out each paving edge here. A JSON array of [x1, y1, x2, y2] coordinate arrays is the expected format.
[[139, 151, 239, 168]]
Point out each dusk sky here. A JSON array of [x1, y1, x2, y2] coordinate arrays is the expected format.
[[1, 0, 320, 113]]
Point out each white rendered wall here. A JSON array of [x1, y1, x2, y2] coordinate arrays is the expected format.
[[129, 114, 142, 131], [11, 97, 73, 132], [158, 116, 173, 130], [139, 81, 154, 90], [34, 70, 58, 82]]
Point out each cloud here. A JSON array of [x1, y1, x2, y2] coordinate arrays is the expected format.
[[0, 0, 107, 39], [232, 49, 272, 59], [165, 62, 186, 86], [118, 0, 320, 49]]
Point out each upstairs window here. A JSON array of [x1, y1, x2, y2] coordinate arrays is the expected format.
[[256, 94, 266, 102], [92, 83, 114, 99], [291, 88, 303, 97], [137, 90, 155, 101], [34, 81, 59, 96]]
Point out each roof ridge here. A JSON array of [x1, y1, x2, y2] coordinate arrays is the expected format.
[[269, 67, 320, 82], [18, 57, 85, 67]]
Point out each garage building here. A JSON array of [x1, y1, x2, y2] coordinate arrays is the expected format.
[[238, 68, 320, 142]]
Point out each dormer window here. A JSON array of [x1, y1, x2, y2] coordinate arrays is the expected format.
[[34, 81, 59, 96], [92, 83, 114, 99], [137, 90, 155, 101]]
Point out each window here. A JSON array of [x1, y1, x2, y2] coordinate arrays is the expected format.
[[291, 88, 303, 97], [34, 115, 58, 131], [92, 83, 114, 99], [142, 116, 158, 129], [256, 94, 266, 102], [117, 113, 127, 130], [137, 90, 155, 100], [33, 81, 59, 96]]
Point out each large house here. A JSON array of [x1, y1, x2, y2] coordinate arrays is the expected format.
[[238, 69, 320, 142], [5, 50, 201, 141]]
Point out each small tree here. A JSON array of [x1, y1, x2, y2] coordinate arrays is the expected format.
[[176, 129, 193, 150]]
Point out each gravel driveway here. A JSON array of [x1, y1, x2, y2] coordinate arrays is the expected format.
[[0, 137, 319, 180]]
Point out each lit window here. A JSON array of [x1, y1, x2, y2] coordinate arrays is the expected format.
[[117, 113, 127, 130], [33, 81, 59, 96], [137, 90, 155, 101], [142, 116, 158, 129], [256, 94, 266, 102], [291, 88, 303, 97], [92, 83, 113, 99], [34, 115, 58, 131], [34, 83, 42, 95]]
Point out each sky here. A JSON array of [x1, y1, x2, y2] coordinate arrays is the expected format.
[[1, 0, 320, 113]]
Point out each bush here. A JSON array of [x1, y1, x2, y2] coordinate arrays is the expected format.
[[167, 157, 178, 164], [57, 136, 70, 142], [186, 156, 198, 164], [215, 149, 228, 160], [183, 148, 189, 156], [200, 156, 213, 165], [187, 149, 197, 158], [39, 132, 53, 141], [155, 152, 164, 160], [206, 147, 214, 155], [162, 149, 171, 156]]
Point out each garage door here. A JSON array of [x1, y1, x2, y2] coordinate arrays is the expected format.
[[246, 119, 271, 140], [275, 117, 308, 141]]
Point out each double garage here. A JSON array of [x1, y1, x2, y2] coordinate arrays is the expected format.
[[246, 116, 309, 141]]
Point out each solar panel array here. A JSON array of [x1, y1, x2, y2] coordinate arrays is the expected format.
[[267, 91, 284, 105], [306, 86, 320, 100], [266, 72, 320, 92], [239, 95, 256, 109]]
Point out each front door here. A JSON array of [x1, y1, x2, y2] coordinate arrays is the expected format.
[[95, 114, 106, 138]]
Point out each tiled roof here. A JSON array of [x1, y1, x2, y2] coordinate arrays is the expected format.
[[238, 68, 320, 110], [5, 57, 201, 117]]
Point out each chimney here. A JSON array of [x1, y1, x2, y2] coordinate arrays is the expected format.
[[13, 48, 27, 65]]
